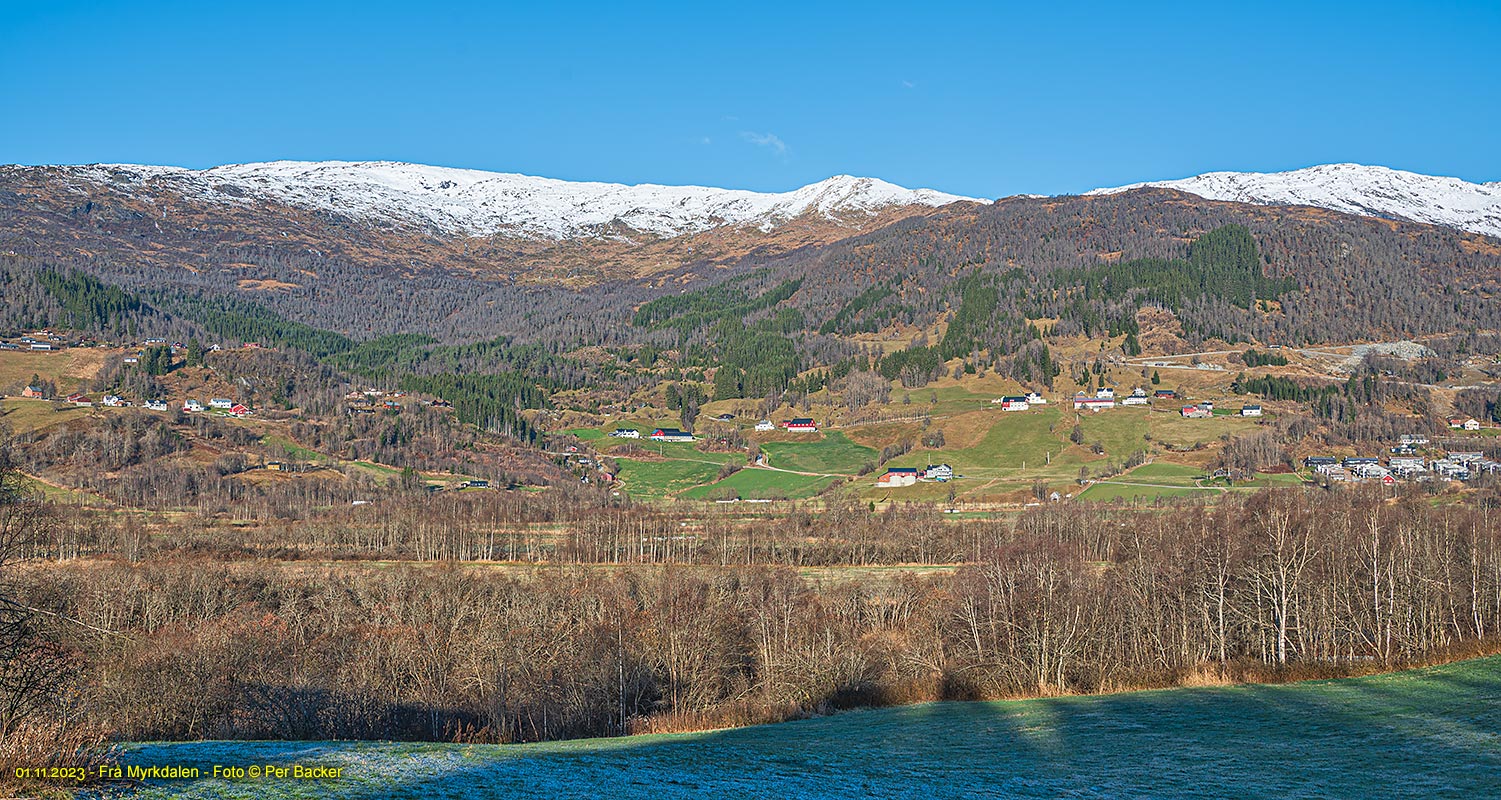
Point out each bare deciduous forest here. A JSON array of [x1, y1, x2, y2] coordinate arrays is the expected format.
[[7, 463, 1501, 748]]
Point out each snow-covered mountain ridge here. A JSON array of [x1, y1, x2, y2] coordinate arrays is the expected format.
[[43, 161, 983, 240], [1089, 164, 1501, 239]]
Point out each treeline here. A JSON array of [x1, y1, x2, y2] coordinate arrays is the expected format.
[[19, 488, 1501, 746]]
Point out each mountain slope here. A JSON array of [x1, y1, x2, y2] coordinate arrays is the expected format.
[[33, 161, 983, 241], [1088, 164, 1501, 238]]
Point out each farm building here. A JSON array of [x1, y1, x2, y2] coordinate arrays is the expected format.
[[1240, 405, 1263, 417], [1154, 389, 1178, 399], [1303, 456, 1336, 469], [876, 467, 920, 487], [714, 413, 735, 422], [1073, 396, 1115, 411], [229, 404, 251, 417], [924, 464, 954, 481], [784, 418, 818, 432], [29, 343, 53, 351], [649, 428, 695, 442], [1181, 405, 1211, 419], [998, 396, 1029, 411], [1449, 418, 1481, 430], [20, 385, 43, 399]]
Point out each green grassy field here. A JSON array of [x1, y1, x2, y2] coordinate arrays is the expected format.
[[680, 467, 840, 500], [564, 426, 609, 441], [1077, 482, 1214, 502], [759, 431, 875, 475], [1126, 462, 1205, 483], [103, 655, 1501, 799], [615, 458, 727, 501]]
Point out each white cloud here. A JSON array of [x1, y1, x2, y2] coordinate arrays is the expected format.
[[901, 79, 916, 89], [740, 131, 788, 157]]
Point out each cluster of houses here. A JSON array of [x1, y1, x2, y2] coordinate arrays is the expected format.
[[13, 386, 211, 416], [1071, 386, 1164, 411], [613, 417, 818, 441], [1068, 386, 1259, 418], [1174, 398, 1261, 418], [876, 463, 953, 487], [1448, 417, 1484, 431], [345, 388, 431, 415], [182, 398, 252, 417], [2, 332, 65, 352], [1304, 432, 1500, 483]]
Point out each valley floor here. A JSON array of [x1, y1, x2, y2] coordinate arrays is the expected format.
[[92, 656, 1501, 799]]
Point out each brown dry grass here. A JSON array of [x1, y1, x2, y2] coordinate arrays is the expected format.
[[0, 349, 113, 395], [934, 409, 995, 449], [0, 715, 115, 797], [236, 277, 301, 291]]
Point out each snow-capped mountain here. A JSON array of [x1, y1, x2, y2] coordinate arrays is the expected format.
[[46, 161, 982, 240], [1088, 164, 1501, 239]]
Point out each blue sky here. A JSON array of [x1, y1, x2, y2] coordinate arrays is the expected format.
[[1, 1, 1496, 197]]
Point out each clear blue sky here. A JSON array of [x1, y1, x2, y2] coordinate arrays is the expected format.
[[2, 1, 1496, 197]]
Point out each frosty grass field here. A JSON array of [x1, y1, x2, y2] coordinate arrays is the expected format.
[[98, 656, 1500, 799]]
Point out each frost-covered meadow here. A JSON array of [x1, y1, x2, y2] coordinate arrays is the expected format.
[[94, 656, 1501, 799]]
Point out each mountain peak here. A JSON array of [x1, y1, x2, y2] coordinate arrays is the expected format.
[[1087, 163, 1501, 238]]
